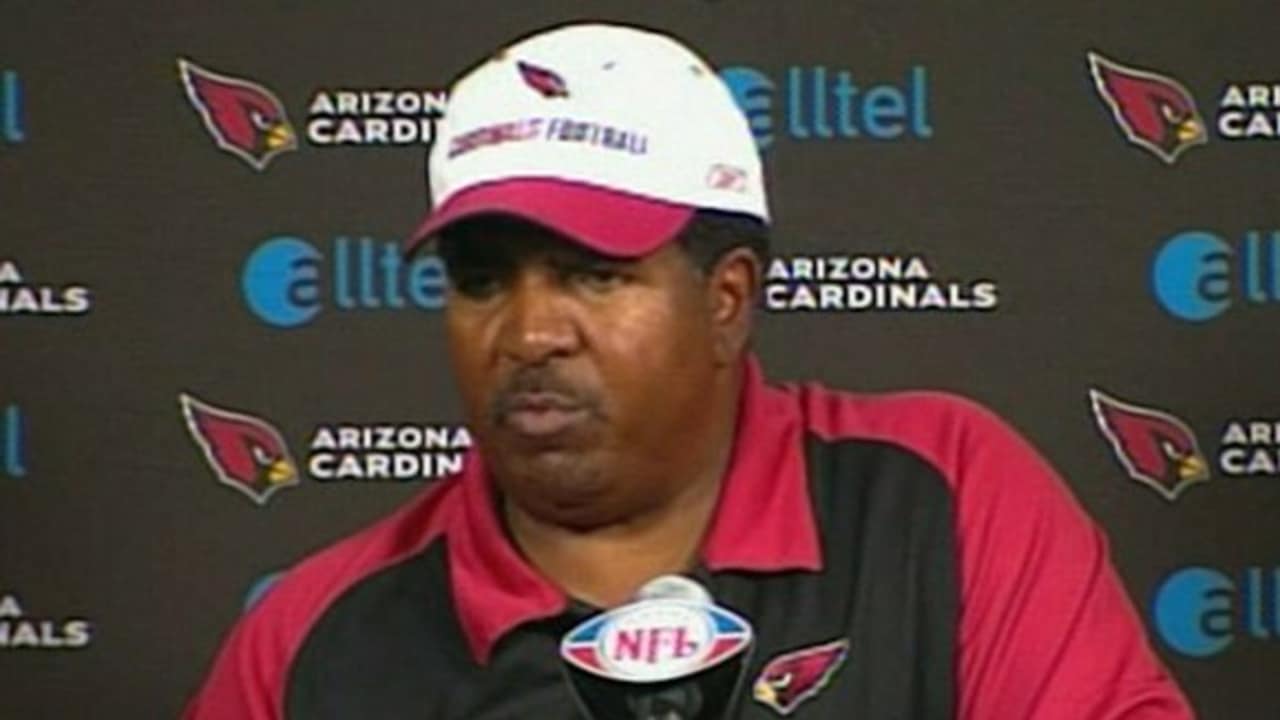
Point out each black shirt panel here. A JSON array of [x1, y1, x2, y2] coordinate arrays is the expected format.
[[285, 433, 957, 719], [705, 433, 958, 719], [285, 542, 577, 720]]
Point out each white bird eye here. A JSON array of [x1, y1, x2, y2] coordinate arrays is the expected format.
[[250, 110, 273, 130], [251, 444, 272, 464]]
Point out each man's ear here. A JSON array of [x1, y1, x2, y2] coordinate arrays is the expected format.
[[705, 247, 761, 365]]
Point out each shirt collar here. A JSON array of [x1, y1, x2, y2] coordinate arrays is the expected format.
[[445, 354, 823, 665], [700, 355, 823, 572]]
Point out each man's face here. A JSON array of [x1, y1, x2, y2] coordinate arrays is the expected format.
[[441, 217, 724, 527]]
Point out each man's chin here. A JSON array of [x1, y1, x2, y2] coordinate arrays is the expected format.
[[524, 489, 632, 531], [495, 451, 624, 523]]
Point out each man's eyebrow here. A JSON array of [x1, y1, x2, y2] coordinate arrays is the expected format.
[[439, 237, 514, 268], [541, 240, 637, 265], [548, 251, 631, 268], [442, 231, 638, 271]]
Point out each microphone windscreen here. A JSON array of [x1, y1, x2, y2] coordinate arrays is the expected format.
[[634, 575, 713, 605], [559, 574, 755, 720]]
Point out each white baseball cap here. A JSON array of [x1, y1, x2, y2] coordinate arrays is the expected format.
[[405, 22, 769, 258]]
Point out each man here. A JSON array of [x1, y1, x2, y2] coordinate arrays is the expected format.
[[184, 22, 1194, 719]]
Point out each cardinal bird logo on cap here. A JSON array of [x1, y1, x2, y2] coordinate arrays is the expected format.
[[1089, 389, 1210, 501], [1087, 52, 1207, 165], [753, 639, 849, 716], [180, 393, 299, 505], [178, 58, 297, 171], [517, 60, 569, 98]]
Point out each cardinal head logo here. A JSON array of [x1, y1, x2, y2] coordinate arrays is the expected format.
[[1089, 389, 1210, 501], [178, 58, 297, 171], [752, 639, 849, 716], [516, 60, 569, 98], [1087, 52, 1207, 164], [180, 393, 299, 505]]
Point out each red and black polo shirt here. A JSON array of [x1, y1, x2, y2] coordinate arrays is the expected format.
[[183, 356, 1192, 719]]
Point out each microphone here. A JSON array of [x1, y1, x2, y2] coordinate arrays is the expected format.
[[560, 575, 754, 720]]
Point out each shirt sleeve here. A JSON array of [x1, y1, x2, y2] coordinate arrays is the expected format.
[[951, 403, 1195, 719], [180, 482, 450, 720], [181, 598, 290, 720]]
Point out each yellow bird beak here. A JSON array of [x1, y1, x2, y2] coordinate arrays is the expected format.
[[753, 681, 777, 705], [266, 459, 296, 485], [265, 123, 294, 150], [1175, 119, 1202, 143], [1177, 454, 1208, 481]]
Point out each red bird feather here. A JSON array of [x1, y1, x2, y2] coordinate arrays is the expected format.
[[753, 639, 849, 716], [1088, 52, 1206, 164], [517, 60, 569, 98], [178, 58, 296, 170], [180, 393, 298, 505], [1090, 388, 1209, 501]]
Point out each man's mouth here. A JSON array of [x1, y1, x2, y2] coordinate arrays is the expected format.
[[498, 392, 591, 438]]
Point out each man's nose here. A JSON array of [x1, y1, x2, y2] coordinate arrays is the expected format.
[[496, 269, 581, 364]]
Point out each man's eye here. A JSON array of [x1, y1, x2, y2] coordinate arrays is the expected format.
[[451, 272, 502, 299], [570, 266, 626, 291]]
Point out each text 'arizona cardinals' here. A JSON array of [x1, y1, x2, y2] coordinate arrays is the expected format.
[[0, 259, 92, 316], [180, 394, 471, 505], [0, 591, 93, 651], [179, 58, 447, 170], [764, 253, 999, 313]]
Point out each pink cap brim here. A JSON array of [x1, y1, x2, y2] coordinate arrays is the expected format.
[[404, 178, 696, 258]]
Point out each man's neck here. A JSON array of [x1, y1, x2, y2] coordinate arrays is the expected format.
[[503, 463, 726, 608], [502, 365, 741, 609]]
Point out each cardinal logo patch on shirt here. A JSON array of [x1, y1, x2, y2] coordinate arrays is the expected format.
[[752, 639, 849, 716], [180, 393, 299, 505], [1086, 51, 1206, 165], [1089, 388, 1209, 501], [178, 58, 297, 171]]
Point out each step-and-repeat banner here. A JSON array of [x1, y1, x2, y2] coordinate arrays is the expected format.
[[3, 2, 1277, 717]]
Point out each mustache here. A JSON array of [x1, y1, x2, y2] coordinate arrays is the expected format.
[[489, 366, 603, 422]]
